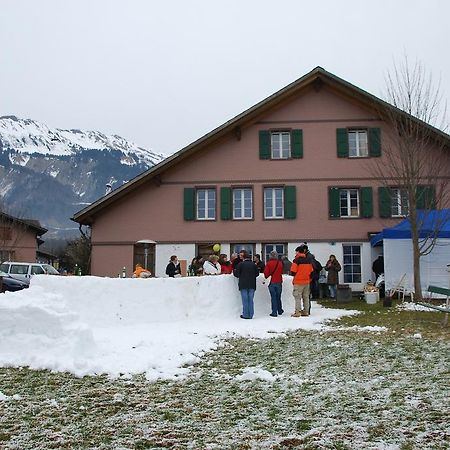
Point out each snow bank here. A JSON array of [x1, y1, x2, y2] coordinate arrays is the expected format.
[[0, 275, 355, 380]]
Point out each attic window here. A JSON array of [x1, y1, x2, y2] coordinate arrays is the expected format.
[[271, 131, 291, 159], [259, 129, 303, 160], [348, 129, 368, 157]]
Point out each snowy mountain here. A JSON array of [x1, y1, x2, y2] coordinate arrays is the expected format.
[[0, 116, 165, 237]]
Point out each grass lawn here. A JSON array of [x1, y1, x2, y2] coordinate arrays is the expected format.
[[1, 298, 449, 450]]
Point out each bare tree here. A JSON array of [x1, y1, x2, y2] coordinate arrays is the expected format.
[[371, 56, 450, 301], [64, 232, 91, 275]]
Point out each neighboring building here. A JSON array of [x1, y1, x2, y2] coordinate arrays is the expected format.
[[72, 67, 450, 291], [0, 211, 48, 262]]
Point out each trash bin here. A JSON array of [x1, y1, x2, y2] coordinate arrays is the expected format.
[[365, 291, 379, 304], [336, 284, 352, 303]]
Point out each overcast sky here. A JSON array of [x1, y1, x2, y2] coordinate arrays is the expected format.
[[1, 0, 449, 155]]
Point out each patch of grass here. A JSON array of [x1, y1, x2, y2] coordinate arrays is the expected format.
[[318, 297, 449, 338], [0, 304, 449, 449]]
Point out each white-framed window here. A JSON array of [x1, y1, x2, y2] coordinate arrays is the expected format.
[[348, 130, 368, 157], [271, 131, 290, 159], [196, 188, 216, 220], [340, 189, 359, 217], [233, 188, 253, 220], [391, 188, 409, 217], [232, 243, 254, 259], [263, 243, 286, 262], [343, 244, 361, 283], [264, 187, 284, 219]]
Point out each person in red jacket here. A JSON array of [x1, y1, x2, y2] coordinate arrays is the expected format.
[[218, 254, 233, 274], [290, 245, 314, 317], [263, 251, 284, 317]]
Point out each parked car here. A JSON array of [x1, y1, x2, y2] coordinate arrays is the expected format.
[[0, 262, 60, 284], [0, 270, 29, 293]]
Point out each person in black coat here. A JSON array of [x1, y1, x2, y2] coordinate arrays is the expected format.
[[233, 250, 260, 319], [372, 255, 385, 298], [281, 256, 292, 274], [232, 250, 246, 269], [165, 255, 181, 277], [372, 255, 384, 280], [253, 254, 265, 272]]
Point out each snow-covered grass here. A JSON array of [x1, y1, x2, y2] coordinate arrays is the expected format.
[[0, 277, 449, 449], [1, 328, 448, 449]]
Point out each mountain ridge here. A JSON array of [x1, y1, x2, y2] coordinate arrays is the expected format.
[[0, 116, 165, 238]]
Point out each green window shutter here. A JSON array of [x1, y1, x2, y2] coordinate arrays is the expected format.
[[336, 128, 349, 158], [329, 187, 340, 218], [183, 188, 195, 221], [259, 130, 271, 160], [220, 187, 232, 220], [360, 187, 373, 218], [378, 187, 392, 218], [284, 185, 297, 219], [291, 129, 303, 158], [369, 128, 382, 157], [416, 185, 436, 210]]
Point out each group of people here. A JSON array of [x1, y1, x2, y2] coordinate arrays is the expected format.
[[187, 252, 266, 277], [160, 246, 342, 320], [184, 246, 341, 320], [264, 244, 341, 320]]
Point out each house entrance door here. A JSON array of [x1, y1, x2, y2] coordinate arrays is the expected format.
[[133, 243, 155, 275], [196, 243, 215, 261]]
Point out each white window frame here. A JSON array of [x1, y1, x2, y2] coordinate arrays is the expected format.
[[348, 129, 368, 157], [196, 188, 216, 220], [271, 131, 291, 159], [264, 187, 284, 219], [391, 188, 409, 217], [233, 188, 253, 220], [340, 189, 360, 217], [232, 244, 254, 259], [263, 243, 286, 262], [343, 244, 362, 283]]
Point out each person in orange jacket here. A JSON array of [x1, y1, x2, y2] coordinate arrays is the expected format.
[[133, 263, 151, 278], [290, 245, 314, 317]]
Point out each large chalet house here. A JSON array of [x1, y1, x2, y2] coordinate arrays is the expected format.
[[0, 211, 48, 263], [72, 67, 449, 291]]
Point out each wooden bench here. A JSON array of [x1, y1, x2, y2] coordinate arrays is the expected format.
[[416, 285, 450, 313]]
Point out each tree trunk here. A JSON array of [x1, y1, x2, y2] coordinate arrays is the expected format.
[[409, 207, 423, 301]]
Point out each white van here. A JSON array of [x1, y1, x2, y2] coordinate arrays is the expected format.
[[0, 262, 60, 284]]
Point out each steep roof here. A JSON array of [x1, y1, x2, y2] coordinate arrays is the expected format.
[[72, 66, 450, 226]]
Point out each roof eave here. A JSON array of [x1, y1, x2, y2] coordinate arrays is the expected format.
[[71, 66, 450, 225], [72, 67, 326, 224]]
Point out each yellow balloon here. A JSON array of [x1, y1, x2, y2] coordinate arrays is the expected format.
[[213, 244, 221, 252]]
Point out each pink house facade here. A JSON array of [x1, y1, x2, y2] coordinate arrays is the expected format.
[[0, 212, 47, 263], [72, 67, 450, 291]]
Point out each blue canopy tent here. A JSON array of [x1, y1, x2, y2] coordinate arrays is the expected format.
[[371, 209, 450, 246], [370, 210, 450, 296]]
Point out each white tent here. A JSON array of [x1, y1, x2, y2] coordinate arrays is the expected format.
[[383, 238, 450, 296], [371, 210, 450, 297]]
